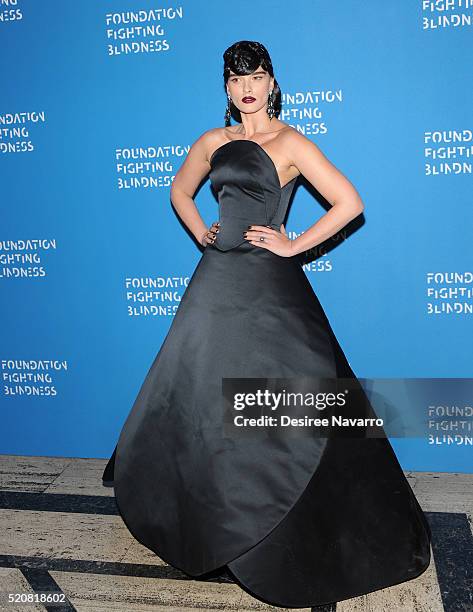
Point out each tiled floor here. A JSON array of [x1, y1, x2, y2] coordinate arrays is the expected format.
[[0, 456, 471, 611]]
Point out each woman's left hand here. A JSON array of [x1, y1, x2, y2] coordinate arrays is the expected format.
[[243, 224, 295, 257]]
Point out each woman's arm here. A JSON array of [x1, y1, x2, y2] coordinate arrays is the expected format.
[[170, 130, 217, 246], [284, 130, 365, 256]]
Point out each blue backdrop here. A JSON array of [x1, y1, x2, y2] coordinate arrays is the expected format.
[[1, 0, 472, 472]]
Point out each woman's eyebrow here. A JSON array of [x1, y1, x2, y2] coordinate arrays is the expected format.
[[229, 71, 267, 77]]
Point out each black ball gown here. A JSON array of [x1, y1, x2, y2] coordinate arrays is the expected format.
[[102, 139, 431, 608]]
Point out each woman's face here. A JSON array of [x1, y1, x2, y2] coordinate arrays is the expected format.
[[226, 65, 275, 115]]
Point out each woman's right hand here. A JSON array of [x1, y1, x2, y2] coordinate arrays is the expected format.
[[200, 221, 220, 247]]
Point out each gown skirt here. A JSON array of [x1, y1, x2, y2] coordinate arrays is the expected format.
[[103, 139, 431, 608]]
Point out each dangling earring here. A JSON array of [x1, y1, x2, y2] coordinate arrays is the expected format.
[[224, 93, 232, 126], [267, 90, 275, 120]]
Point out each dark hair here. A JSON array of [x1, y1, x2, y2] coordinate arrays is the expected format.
[[222, 40, 281, 126]]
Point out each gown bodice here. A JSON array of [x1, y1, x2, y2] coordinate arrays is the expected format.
[[208, 139, 298, 251]]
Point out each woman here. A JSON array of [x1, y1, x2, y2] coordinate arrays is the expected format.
[[103, 41, 431, 610]]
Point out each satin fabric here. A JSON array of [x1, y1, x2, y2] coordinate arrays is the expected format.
[[105, 139, 431, 608], [209, 139, 297, 250]]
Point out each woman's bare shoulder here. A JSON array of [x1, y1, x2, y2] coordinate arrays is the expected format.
[[190, 127, 224, 152], [279, 126, 327, 159], [193, 126, 227, 144], [278, 124, 309, 144], [190, 127, 234, 163]]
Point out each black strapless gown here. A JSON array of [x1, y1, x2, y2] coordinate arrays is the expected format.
[[102, 139, 431, 608]]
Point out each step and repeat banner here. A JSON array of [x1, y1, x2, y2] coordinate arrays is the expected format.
[[1, 1, 472, 472]]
